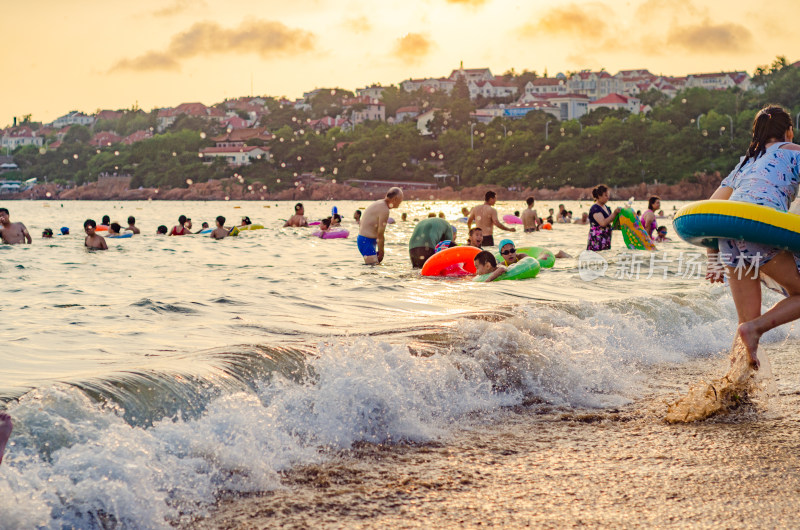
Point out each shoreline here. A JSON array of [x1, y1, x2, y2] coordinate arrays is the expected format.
[[196, 344, 800, 529]]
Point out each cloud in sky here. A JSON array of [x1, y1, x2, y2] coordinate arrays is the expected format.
[[666, 20, 753, 53], [152, 0, 205, 18], [518, 2, 754, 60], [111, 19, 316, 72], [342, 16, 372, 34], [518, 3, 608, 40], [111, 52, 180, 72], [391, 33, 433, 65], [634, 0, 702, 21]]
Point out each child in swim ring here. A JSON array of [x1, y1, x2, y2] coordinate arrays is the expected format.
[[499, 239, 524, 265], [474, 250, 506, 282], [318, 217, 332, 236]]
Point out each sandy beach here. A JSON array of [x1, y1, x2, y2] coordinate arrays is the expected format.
[[199, 342, 800, 529]]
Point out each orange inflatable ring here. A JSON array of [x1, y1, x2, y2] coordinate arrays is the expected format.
[[421, 246, 481, 276], [95, 225, 109, 232], [541, 223, 552, 230]]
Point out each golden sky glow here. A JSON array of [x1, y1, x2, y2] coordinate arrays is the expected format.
[[2, 0, 798, 126]]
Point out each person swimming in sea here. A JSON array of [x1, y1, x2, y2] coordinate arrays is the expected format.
[[84, 219, 107, 250], [473, 250, 507, 282], [498, 239, 528, 266], [169, 215, 191, 236], [409, 215, 455, 268], [467, 227, 483, 248], [284, 203, 309, 227], [210, 216, 228, 239], [126, 216, 140, 234], [0, 207, 32, 244], [107, 222, 122, 236]]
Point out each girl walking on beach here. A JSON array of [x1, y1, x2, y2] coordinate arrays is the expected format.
[[705, 105, 800, 368]]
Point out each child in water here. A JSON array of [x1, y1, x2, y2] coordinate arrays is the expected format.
[[210, 216, 228, 239], [655, 226, 671, 242], [498, 239, 525, 265], [107, 222, 122, 236], [317, 217, 332, 236], [84, 219, 108, 250], [474, 250, 506, 282]]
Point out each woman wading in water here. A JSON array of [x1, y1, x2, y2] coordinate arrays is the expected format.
[[586, 184, 621, 251]]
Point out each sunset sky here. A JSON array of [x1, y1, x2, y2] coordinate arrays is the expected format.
[[2, 0, 797, 126]]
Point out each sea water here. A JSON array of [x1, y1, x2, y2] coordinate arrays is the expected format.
[[0, 199, 798, 528]]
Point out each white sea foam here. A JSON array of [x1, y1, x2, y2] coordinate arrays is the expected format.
[[0, 338, 505, 528], [1, 287, 796, 528]]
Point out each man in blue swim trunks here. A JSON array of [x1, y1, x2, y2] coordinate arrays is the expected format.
[[357, 187, 403, 264]]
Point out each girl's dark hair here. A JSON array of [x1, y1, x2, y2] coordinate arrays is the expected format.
[[474, 250, 497, 267], [592, 185, 608, 200], [648, 196, 660, 209], [110, 222, 121, 233], [178, 215, 187, 224], [741, 105, 792, 168], [321, 217, 331, 228]]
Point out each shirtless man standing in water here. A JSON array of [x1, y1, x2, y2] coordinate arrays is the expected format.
[[521, 197, 540, 232], [358, 187, 403, 264], [283, 203, 309, 227], [467, 191, 515, 247], [0, 208, 31, 244]]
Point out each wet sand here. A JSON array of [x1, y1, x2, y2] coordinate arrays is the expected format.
[[198, 344, 800, 529]]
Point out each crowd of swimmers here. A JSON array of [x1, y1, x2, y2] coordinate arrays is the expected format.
[[0, 189, 671, 256], [0, 208, 265, 250]]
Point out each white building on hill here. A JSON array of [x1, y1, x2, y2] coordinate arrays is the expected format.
[[587, 93, 642, 114]]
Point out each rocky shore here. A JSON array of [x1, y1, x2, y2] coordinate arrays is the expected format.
[[3, 172, 724, 202]]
